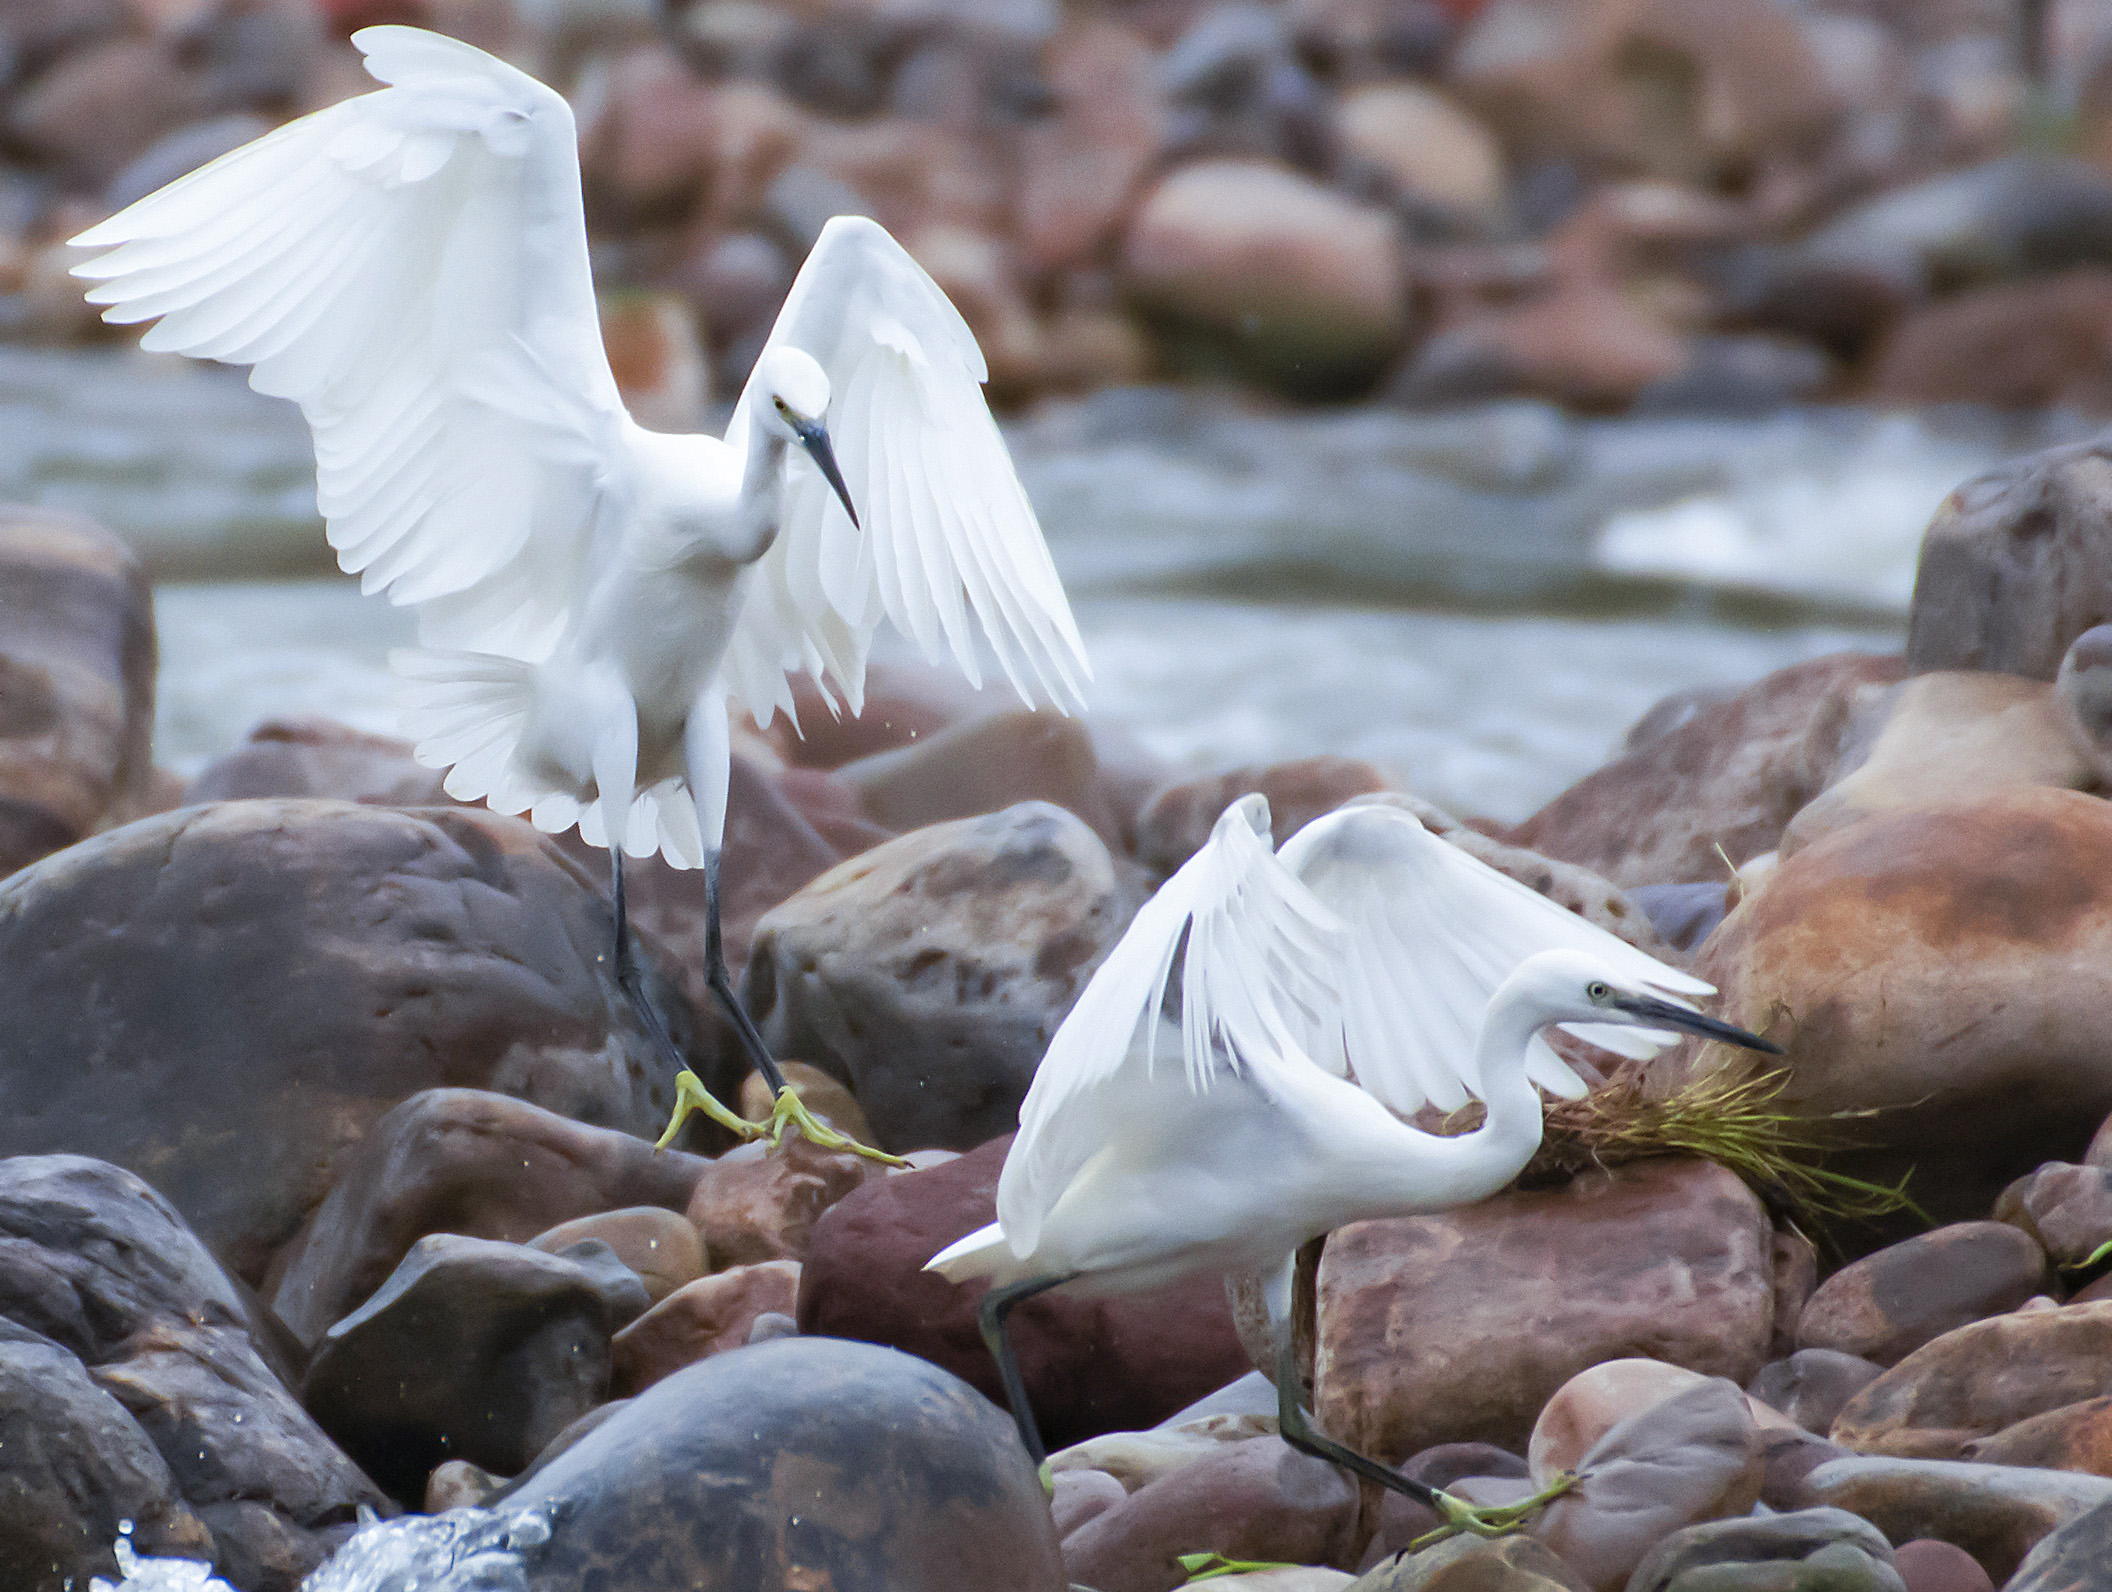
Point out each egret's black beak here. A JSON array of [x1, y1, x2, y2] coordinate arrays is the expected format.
[[1611, 992, 1785, 1055], [792, 414, 859, 529]]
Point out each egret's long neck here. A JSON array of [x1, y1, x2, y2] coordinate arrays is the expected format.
[[729, 395, 792, 563], [1462, 985, 1554, 1174], [1332, 987, 1551, 1219]]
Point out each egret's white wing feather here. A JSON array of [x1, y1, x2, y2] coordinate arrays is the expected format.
[[720, 216, 1089, 730], [71, 24, 630, 663], [1275, 800, 1713, 1117], [997, 796, 1341, 1256]]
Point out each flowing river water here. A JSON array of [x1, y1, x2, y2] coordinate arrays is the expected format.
[[5, 346, 2091, 824]]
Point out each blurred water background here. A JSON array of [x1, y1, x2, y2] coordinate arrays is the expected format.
[[3, 345, 2082, 822]]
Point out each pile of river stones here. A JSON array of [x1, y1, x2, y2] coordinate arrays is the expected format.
[[16, 434, 2112, 1591], [16, 0, 2112, 416]]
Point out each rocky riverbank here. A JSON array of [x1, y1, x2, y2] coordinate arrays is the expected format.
[[10, 0, 2112, 419], [8, 428, 2112, 1589]]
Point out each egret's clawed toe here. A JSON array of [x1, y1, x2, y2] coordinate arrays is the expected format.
[[654, 1069, 756, 1149], [654, 1068, 907, 1164], [1411, 1472, 1579, 1550], [760, 1087, 908, 1166]]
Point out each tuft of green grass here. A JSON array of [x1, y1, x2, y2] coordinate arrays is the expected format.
[[1439, 1068, 1919, 1228]]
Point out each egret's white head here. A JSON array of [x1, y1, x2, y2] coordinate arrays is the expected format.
[[1504, 948, 1782, 1053], [753, 345, 858, 527]]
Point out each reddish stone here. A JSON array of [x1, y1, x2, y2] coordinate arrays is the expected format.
[[611, 1260, 802, 1395], [798, 1136, 1252, 1452]]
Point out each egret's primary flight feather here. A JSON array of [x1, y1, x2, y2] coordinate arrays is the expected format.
[[70, 24, 1090, 870], [1273, 797, 1713, 1113]]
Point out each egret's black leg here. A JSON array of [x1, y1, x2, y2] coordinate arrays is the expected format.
[[700, 846, 787, 1094], [1272, 1335, 1574, 1543], [978, 1273, 1075, 1474], [653, 849, 904, 1162], [611, 848, 687, 1077]]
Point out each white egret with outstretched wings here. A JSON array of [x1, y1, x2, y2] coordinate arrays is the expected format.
[[70, 26, 1087, 1158], [927, 795, 1775, 1533]]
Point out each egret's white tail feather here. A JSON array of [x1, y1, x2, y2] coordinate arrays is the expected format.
[[924, 1221, 1025, 1286], [392, 647, 706, 868]]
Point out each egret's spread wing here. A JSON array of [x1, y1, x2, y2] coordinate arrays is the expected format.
[[721, 215, 1089, 729], [1274, 800, 1713, 1114], [997, 795, 1341, 1255], [70, 26, 627, 660]]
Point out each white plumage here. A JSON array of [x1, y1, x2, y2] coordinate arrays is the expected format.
[[930, 795, 1721, 1297], [926, 794, 1778, 1517], [71, 26, 1087, 868]]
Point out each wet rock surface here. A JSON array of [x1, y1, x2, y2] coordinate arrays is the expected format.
[[302, 1234, 630, 1504], [0, 801, 703, 1282], [266, 1088, 708, 1347], [611, 1259, 803, 1395], [684, 1130, 881, 1265], [499, 1336, 1067, 1590], [799, 1134, 1251, 1451], [1909, 436, 2112, 680], [1623, 1508, 1904, 1592], [0, 1155, 385, 1591], [744, 802, 1133, 1152]]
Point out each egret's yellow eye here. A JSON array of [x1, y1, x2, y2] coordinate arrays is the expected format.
[[1587, 981, 1610, 1001]]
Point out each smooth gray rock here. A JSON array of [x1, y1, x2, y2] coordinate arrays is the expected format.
[[744, 801, 1132, 1151]]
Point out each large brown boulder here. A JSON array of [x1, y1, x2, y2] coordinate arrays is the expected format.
[[744, 802, 1133, 1152], [1510, 652, 1904, 887], [0, 800, 704, 1281], [798, 1135, 1252, 1452], [1667, 789, 2112, 1225], [1314, 1159, 1778, 1460], [1908, 435, 2112, 681], [0, 1156, 388, 1591], [0, 507, 157, 877]]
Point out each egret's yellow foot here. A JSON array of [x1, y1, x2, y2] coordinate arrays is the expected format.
[[760, 1087, 909, 1167], [654, 1069, 761, 1150], [1409, 1471, 1578, 1551], [1038, 1461, 1055, 1497], [655, 1068, 908, 1166]]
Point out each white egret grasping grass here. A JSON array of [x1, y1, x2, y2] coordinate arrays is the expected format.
[[927, 795, 1781, 1536], [68, 27, 1088, 1162]]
